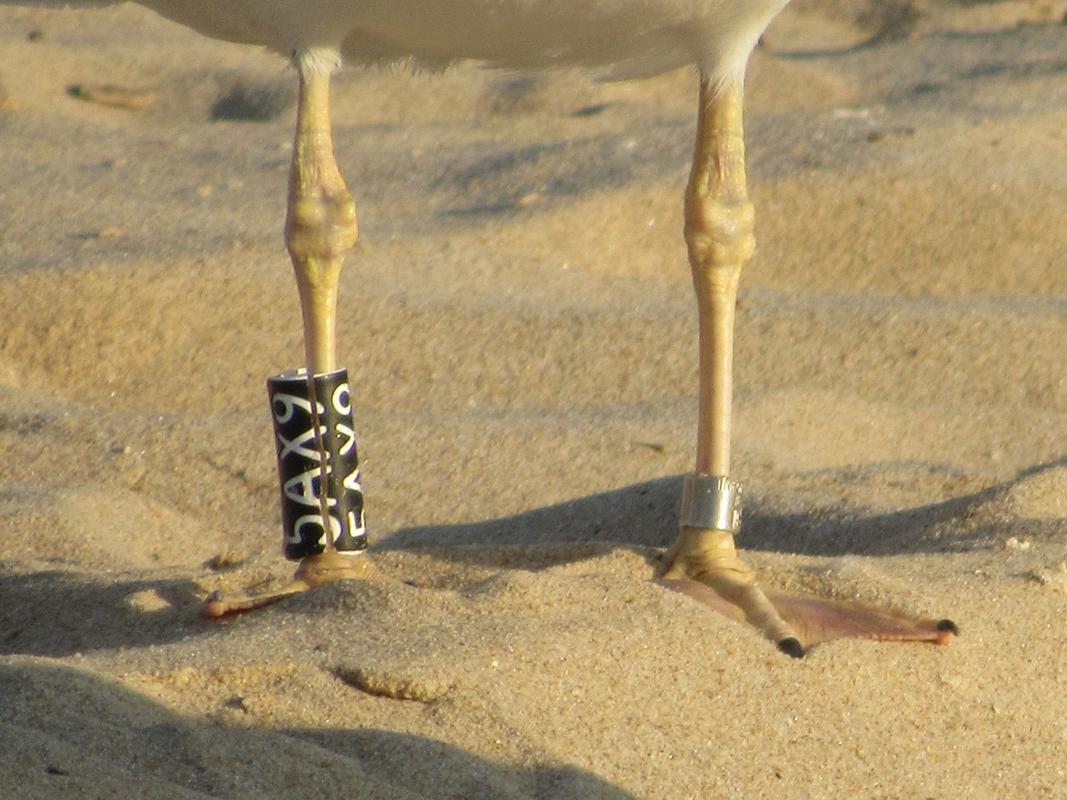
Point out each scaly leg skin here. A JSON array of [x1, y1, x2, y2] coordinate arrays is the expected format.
[[656, 74, 958, 657], [200, 49, 381, 618]]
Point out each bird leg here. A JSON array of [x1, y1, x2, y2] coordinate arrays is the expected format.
[[201, 50, 379, 618], [285, 51, 356, 377], [657, 75, 956, 655], [658, 74, 801, 653]]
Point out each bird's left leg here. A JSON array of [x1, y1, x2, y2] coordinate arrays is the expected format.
[[657, 73, 956, 654], [656, 73, 804, 655], [202, 49, 379, 617]]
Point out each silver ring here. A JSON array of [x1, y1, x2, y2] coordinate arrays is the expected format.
[[678, 474, 742, 533]]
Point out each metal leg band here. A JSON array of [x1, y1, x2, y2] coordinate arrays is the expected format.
[[678, 474, 743, 533]]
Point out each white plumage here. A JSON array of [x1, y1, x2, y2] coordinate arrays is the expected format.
[[16, 0, 790, 80]]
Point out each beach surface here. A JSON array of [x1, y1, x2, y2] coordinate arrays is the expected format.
[[2, 1, 1067, 797]]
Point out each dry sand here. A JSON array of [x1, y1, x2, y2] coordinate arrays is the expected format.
[[2, 1, 1067, 797]]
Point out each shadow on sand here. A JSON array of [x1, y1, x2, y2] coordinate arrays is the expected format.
[[3, 457, 1062, 658], [385, 457, 1067, 560], [0, 660, 641, 800]]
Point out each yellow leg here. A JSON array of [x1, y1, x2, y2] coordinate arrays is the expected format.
[[285, 50, 357, 376], [659, 74, 956, 655], [659, 74, 800, 654], [201, 49, 379, 618], [685, 78, 749, 479]]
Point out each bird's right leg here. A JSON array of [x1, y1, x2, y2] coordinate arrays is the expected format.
[[201, 49, 379, 617]]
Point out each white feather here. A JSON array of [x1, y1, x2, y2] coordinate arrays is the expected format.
[[4, 0, 791, 83]]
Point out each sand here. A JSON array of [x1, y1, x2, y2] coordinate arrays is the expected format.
[[1, 1, 1067, 797]]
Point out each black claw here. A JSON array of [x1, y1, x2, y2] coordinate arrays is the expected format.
[[936, 619, 960, 636], [777, 637, 805, 659]]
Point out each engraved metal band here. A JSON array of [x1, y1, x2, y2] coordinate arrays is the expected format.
[[678, 474, 743, 533]]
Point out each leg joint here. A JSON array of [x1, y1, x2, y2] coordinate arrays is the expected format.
[[684, 196, 755, 272], [286, 189, 358, 265]]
